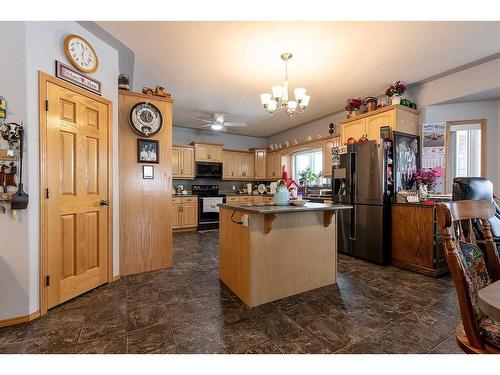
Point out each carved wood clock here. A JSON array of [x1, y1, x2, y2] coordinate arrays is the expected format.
[[64, 34, 99, 74]]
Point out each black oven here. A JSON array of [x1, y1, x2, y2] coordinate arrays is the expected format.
[[196, 162, 222, 178], [192, 185, 225, 230]]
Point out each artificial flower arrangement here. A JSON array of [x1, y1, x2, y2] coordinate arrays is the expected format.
[[385, 81, 407, 97], [345, 97, 362, 111], [412, 167, 442, 192]]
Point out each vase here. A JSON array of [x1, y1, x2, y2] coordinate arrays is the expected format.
[[418, 183, 429, 201], [274, 186, 290, 205], [391, 95, 402, 105]]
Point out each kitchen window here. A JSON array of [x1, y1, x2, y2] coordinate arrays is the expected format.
[[446, 120, 485, 192], [291, 148, 323, 185]]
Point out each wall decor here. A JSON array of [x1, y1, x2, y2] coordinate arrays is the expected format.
[[143, 165, 154, 179], [393, 131, 420, 193], [421, 122, 446, 193], [129, 102, 163, 137], [137, 138, 159, 163], [64, 34, 99, 73], [380, 125, 391, 139], [55, 61, 102, 95], [328, 122, 335, 135], [0, 97, 6, 123], [142, 85, 172, 99], [362, 97, 378, 112], [385, 81, 407, 105], [118, 74, 130, 91]]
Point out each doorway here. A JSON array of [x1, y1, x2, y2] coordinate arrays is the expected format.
[[39, 72, 113, 315]]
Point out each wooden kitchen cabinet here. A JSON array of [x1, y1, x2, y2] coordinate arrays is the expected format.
[[223, 150, 254, 180], [340, 105, 419, 144], [323, 137, 341, 177], [242, 153, 254, 179], [192, 142, 223, 162], [252, 148, 267, 179], [172, 145, 195, 179], [266, 152, 282, 179], [172, 196, 198, 230]]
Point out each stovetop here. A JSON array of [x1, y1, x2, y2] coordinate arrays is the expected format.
[[191, 184, 225, 197]]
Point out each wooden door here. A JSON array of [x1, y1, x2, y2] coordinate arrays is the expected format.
[[195, 143, 210, 161], [210, 145, 223, 162], [254, 149, 266, 179], [365, 110, 394, 140], [181, 147, 194, 177], [223, 151, 234, 178], [182, 203, 198, 228], [233, 152, 243, 178], [171, 146, 181, 177], [45, 81, 109, 309], [172, 203, 182, 229]]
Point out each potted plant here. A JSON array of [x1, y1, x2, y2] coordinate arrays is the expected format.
[[297, 167, 320, 196], [412, 167, 440, 200], [385, 81, 407, 105], [344, 97, 362, 118]]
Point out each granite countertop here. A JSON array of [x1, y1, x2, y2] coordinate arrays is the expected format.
[[218, 202, 352, 214], [223, 192, 272, 196], [172, 193, 197, 196]]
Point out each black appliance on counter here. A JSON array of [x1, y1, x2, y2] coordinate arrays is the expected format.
[[332, 139, 394, 264], [196, 162, 223, 178], [192, 184, 226, 231]]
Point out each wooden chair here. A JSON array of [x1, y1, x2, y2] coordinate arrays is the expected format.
[[436, 200, 500, 354]]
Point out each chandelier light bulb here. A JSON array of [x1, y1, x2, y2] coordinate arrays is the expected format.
[[301, 95, 310, 107], [268, 99, 277, 111], [294, 88, 307, 102], [288, 100, 298, 111], [260, 93, 271, 105], [272, 85, 284, 100]]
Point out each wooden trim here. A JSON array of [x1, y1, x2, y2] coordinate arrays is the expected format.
[[223, 148, 253, 154], [324, 211, 335, 227], [119, 89, 173, 103], [38, 71, 114, 316], [0, 310, 40, 328], [264, 214, 277, 234], [190, 141, 224, 146], [112, 275, 121, 282], [173, 144, 194, 149], [445, 119, 487, 194], [391, 259, 448, 277], [340, 104, 419, 124]]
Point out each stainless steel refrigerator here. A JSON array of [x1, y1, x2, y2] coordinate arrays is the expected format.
[[332, 140, 394, 264]]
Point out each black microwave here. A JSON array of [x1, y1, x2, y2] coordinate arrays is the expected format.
[[196, 162, 223, 178]]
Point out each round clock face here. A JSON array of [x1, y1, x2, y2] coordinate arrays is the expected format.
[[64, 34, 99, 73], [129, 102, 163, 137]]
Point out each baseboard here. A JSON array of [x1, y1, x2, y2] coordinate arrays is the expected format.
[[112, 275, 121, 282], [0, 310, 40, 328]]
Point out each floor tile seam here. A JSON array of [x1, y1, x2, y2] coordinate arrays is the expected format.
[[425, 332, 456, 354], [156, 278, 181, 353]]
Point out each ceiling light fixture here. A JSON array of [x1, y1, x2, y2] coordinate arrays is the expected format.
[[211, 123, 223, 131], [260, 53, 310, 117]]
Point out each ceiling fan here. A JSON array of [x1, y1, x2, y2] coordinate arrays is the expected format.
[[192, 113, 246, 131]]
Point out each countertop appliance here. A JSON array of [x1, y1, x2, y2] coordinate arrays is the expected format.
[[196, 162, 223, 178], [332, 139, 394, 264], [192, 184, 226, 230]]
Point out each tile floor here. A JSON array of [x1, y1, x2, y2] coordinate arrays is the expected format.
[[0, 230, 464, 354]]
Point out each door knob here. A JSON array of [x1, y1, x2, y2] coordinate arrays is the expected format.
[[100, 199, 110, 206]]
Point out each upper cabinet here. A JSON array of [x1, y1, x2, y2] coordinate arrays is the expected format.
[[192, 142, 223, 162], [266, 152, 282, 179], [172, 145, 195, 179], [223, 150, 254, 180], [252, 148, 267, 179], [340, 105, 419, 144]]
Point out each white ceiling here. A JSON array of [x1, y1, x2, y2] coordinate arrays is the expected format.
[[98, 21, 500, 137]]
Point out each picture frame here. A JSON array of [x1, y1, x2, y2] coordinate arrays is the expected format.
[[393, 131, 420, 193], [137, 139, 159, 163], [380, 125, 391, 139], [143, 165, 154, 179]]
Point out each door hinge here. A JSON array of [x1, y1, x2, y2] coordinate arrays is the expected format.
[[45, 100, 49, 111], [45, 275, 50, 286], [45, 188, 50, 199]]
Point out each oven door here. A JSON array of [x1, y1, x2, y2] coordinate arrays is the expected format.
[[198, 196, 225, 224]]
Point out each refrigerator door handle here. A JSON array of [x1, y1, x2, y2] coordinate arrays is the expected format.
[[349, 151, 356, 240]]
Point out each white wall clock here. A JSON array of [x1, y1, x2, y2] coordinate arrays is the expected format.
[[129, 102, 163, 137], [64, 34, 99, 74]]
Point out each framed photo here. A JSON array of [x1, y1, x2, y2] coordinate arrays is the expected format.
[[137, 139, 159, 163], [143, 165, 154, 179], [393, 131, 420, 193], [380, 125, 391, 139]]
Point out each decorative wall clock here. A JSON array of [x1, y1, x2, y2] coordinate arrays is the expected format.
[[64, 34, 99, 74], [129, 102, 163, 137]]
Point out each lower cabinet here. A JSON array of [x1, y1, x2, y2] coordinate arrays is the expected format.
[[226, 195, 273, 204], [172, 196, 198, 230]]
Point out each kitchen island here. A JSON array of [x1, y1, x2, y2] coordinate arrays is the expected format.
[[218, 202, 352, 307]]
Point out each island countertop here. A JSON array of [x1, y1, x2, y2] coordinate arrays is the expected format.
[[218, 202, 352, 214]]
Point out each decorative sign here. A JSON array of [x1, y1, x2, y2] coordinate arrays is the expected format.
[[55, 61, 102, 95], [422, 122, 446, 193]]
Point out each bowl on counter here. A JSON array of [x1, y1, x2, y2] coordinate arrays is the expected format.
[[290, 200, 308, 206]]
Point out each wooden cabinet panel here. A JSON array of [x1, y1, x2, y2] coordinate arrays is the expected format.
[[395, 108, 419, 135], [223, 151, 234, 178], [182, 203, 198, 228], [194, 143, 210, 161], [171, 147, 181, 176], [365, 111, 394, 140], [209, 145, 223, 162], [181, 147, 194, 177], [233, 152, 243, 178], [241, 153, 254, 179], [342, 118, 366, 144], [322, 138, 340, 177], [267, 152, 282, 179], [254, 149, 266, 179], [172, 204, 182, 229]]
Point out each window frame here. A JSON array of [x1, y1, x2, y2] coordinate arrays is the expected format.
[[290, 147, 324, 185]]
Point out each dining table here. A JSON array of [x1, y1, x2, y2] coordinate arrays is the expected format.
[[478, 279, 500, 321]]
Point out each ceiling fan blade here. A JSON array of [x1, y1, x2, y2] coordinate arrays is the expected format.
[[223, 122, 246, 127], [192, 117, 213, 124], [199, 124, 213, 128]]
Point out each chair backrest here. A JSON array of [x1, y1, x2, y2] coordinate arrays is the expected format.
[[436, 200, 500, 350], [453, 177, 500, 237]]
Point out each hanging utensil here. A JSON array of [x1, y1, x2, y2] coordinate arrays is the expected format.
[[11, 126, 28, 210]]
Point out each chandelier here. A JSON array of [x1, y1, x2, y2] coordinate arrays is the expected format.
[[260, 52, 310, 117]]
